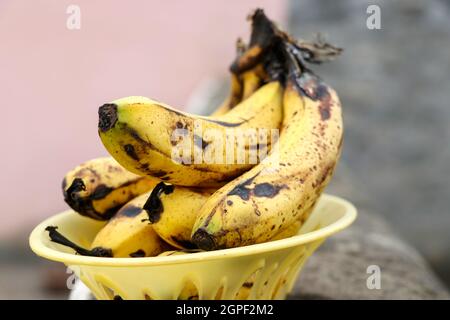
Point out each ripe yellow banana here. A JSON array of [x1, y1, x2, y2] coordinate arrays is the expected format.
[[98, 81, 283, 187], [192, 58, 343, 250], [62, 157, 159, 220], [269, 204, 315, 241], [89, 193, 171, 257], [213, 65, 267, 116], [147, 180, 309, 250], [215, 64, 268, 117], [46, 192, 172, 257], [210, 38, 249, 117], [144, 183, 216, 249]]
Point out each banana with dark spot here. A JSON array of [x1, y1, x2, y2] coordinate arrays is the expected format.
[[89, 192, 173, 257], [144, 183, 216, 249], [98, 81, 283, 187], [46, 192, 172, 258], [62, 157, 159, 220], [191, 35, 343, 250], [269, 204, 316, 241]]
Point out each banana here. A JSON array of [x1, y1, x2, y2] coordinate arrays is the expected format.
[[241, 63, 267, 99], [147, 179, 309, 250], [89, 192, 172, 257], [62, 157, 159, 220], [98, 81, 283, 187], [191, 46, 343, 250], [46, 192, 172, 257], [269, 204, 315, 241], [210, 38, 248, 117], [213, 64, 267, 116], [144, 183, 215, 249]]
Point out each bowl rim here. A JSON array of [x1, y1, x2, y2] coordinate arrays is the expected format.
[[29, 194, 357, 267]]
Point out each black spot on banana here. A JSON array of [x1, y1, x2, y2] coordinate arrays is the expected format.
[[62, 157, 160, 220], [129, 249, 146, 258]]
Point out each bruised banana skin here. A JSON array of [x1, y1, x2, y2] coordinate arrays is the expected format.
[[192, 72, 343, 250], [145, 184, 216, 249], [90, 193, 172, 257], [98, 82, 283, 187], [62, 157, 159, 220]]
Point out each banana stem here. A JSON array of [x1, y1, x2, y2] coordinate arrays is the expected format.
[[231, 9, 342, 75], [45, 226, 112, 257]]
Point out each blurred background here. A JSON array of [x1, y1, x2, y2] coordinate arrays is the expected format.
[[1, 0, 449, 298]]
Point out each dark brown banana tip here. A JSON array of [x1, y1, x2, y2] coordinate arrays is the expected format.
[[63, 178, 109, 220], [191, 229, 216, 251], [98, 103, 118, 132], [230, 9, 276, 74], [64, 178, 86, 201], [143, 182, 174, 223]]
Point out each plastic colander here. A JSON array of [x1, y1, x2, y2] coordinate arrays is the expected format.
[[29, 194, 356, 300]]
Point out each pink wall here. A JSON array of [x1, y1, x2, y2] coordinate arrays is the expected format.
[[0, 1, 285, 238]]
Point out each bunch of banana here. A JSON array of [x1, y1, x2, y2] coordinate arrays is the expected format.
[[47, 9, 342, 271], [46, 23, 273, 257], [191, 10, 343, 250]]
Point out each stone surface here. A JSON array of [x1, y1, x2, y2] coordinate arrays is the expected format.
[[290, 209, 450, 299]]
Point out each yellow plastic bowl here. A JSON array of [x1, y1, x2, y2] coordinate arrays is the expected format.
[[29, 194, 356, 300]]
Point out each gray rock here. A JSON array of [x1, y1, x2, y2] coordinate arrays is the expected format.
[[290, 209, 450, 299]]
